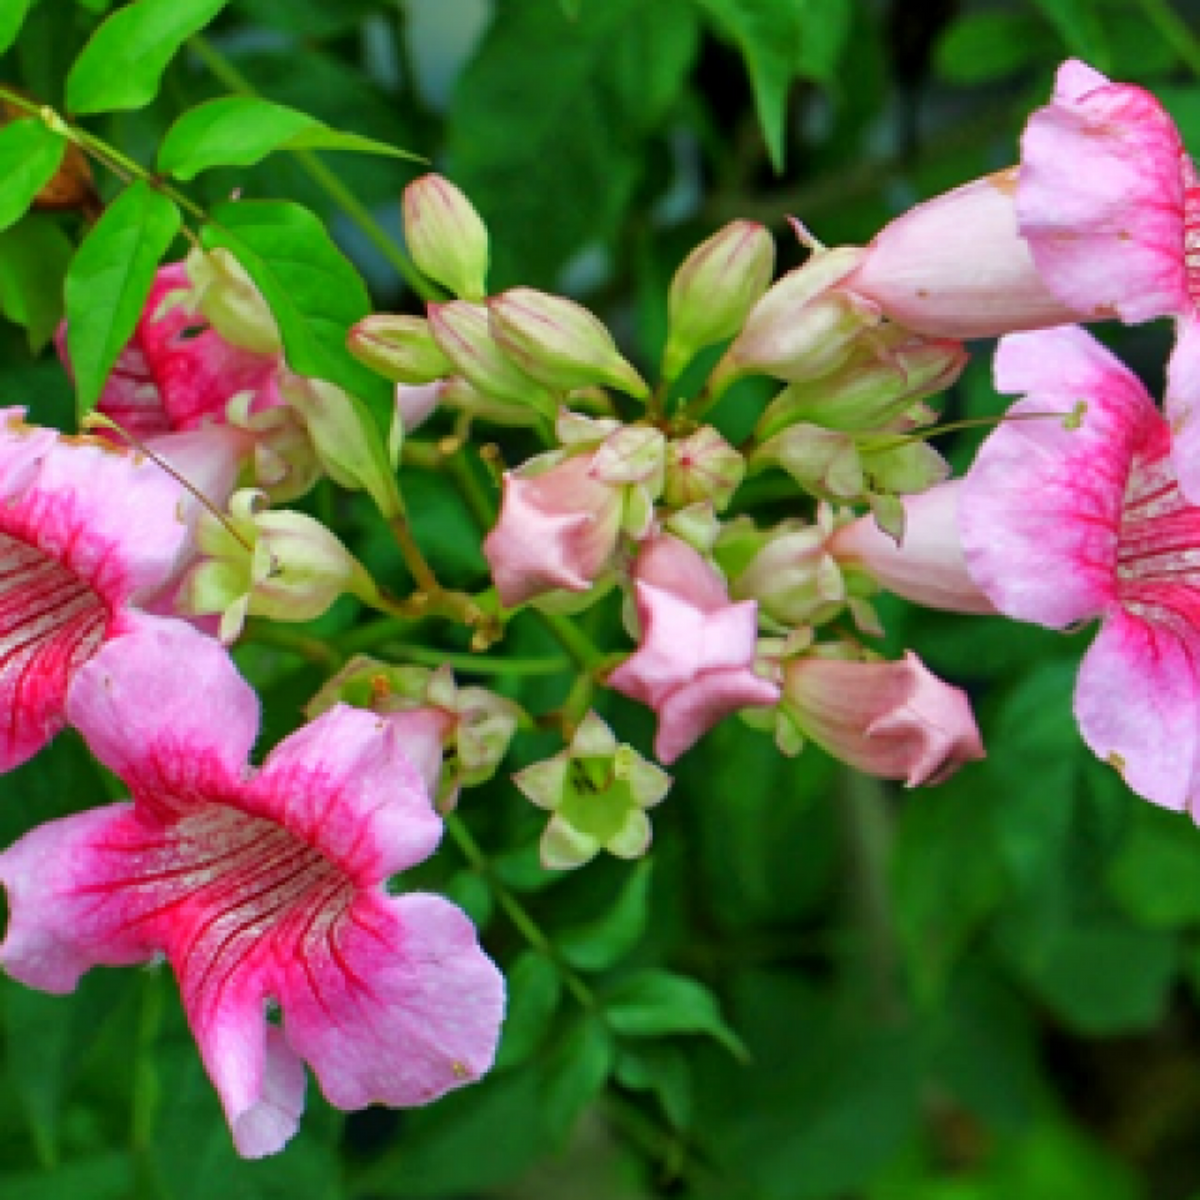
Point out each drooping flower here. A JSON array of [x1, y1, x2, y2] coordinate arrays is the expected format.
[[0, 620, 504, 1158], [607, 533, 780, 763], [960, 325, 1200, 812], [776, 649, 984, 785], [0, 412, 189, 771]]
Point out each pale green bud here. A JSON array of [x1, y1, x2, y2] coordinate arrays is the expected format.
[[402, 173, 490, 301], [348, 314, 453, 384]]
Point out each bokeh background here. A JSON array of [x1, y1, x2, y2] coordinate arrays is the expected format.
[[5, 0, 1200, 1196]]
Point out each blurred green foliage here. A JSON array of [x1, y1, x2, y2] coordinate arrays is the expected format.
[[3, 0, 1200, 1198]]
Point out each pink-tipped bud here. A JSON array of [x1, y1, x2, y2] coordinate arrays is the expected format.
[[662, 220, 775, 380], [779, 649, 984, 785], [488, 288, 649, 399], [756, 329, 967, 441], [707, 247, 874, 397], [402, 173, 490, 301], [348, 314, 452, 384], [185, 247, 280, 355], [428, 300, 557, 415], [664, 426, 746, 511]]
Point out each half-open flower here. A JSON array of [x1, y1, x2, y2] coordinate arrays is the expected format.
[[0, 620, 504, 1158], [777, 648, 984, 784], [0, 413, 189, 771], [607, 533, 780, 763], [960, 325, 1200, 812]]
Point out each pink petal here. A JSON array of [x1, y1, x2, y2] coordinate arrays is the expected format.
[[66, 618, 257, 797], [281, 891, 504, 1111], [654, 666, 780, 764], [1018, 59, 1193, 323], [960, 327, 1157, 626], [1075, 608, 1200, 810], [1166, 316, 1200, 504], [249, 705, 443, 883]]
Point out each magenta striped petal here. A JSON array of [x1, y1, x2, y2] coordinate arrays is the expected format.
[[1, 621, 504, 1158]]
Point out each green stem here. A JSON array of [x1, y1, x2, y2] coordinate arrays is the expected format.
[[1136, 0, 1200, 77], [189, 34, 437, 300], [445, 814, 597, 1010], [241, 620, 344, 670], [366, 643, 569, 676]]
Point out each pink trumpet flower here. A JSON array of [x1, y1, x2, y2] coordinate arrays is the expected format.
[[960, 325, 1200, 813], [0, 412, 189, 771], [0, 620, 504, 1158], [608, 533, 779, 763]]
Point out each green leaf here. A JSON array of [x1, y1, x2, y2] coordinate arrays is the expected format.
[[64, 181, 181, 414], [448, 0, 699, 287], [0, 117, 66, 233], [933, 12, 1056, 85], [0, 1152, 134, 1200], [605, 969, 748, 1059], [66, 0, 232, 114], [614, 1043, 692, 1129], [0, 0, 36, 54], [696, 0, 852, 170], [157, 96, 419, 181], [201, 200, 387, 415], [0, 213, 74, 351], [541, 1014, 613, 1142], [557, 859, 652, 972], [494, 950, 562, 1070], [1107, 803, 1200, 927]]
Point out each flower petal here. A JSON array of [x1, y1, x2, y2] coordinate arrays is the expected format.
[[654, 667, 780, 764], [1166, 316, 1200, 504], [1075, 608, 1200, 810], [960, 327, 1157, 626], [1018, 59, 1192, 322]]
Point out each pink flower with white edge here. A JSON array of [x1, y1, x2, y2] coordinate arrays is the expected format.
[[607, 533, 780, 764], [829, 481, 997, 615], [959, 325, 1200, 812], [0, 620, 504, 1158], [778, 649, 984, 785], [0, 412, 189, 771]]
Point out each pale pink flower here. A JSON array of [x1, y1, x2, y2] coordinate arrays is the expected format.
[[0, 620, 504, 1158], [829, 481, 996, 614], [779, 650, 983, 785], [607, 534, 780, 763], [0, 412, 189, 770], [960, 325, 1200, 812]]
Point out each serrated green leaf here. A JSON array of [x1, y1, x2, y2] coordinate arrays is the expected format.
[[605, 969, 748, 1059], [557, 859, 652, 972], [201, 199, 389, 421], [66, 0, 231, 115], [494, 950, 561, 1069], [696, 0, 852, 171], [158, 96, 419, 181], [0, 213, 74, 351], [614, 1042, 692, 1129], [0, 0, 36, 54], [0, 117, 65, 233], [64, 180, 181, 414]]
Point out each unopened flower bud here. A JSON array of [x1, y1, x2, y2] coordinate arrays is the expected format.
[[402, 173, 490, 301], [488, 288, 649, 399], [708, 247, 874, 397], [348, 314, 452, 384], [662, 220, 775, 380], [185, 248, 280, 355], [756, 330, 967, 441], [664, 426, 745, 511], [429, 301, 557, 416], [514, 711, 671, 870], [281, 373, 403, 518], [719, 513, 848, 630], [178, 490, 376, 643]]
